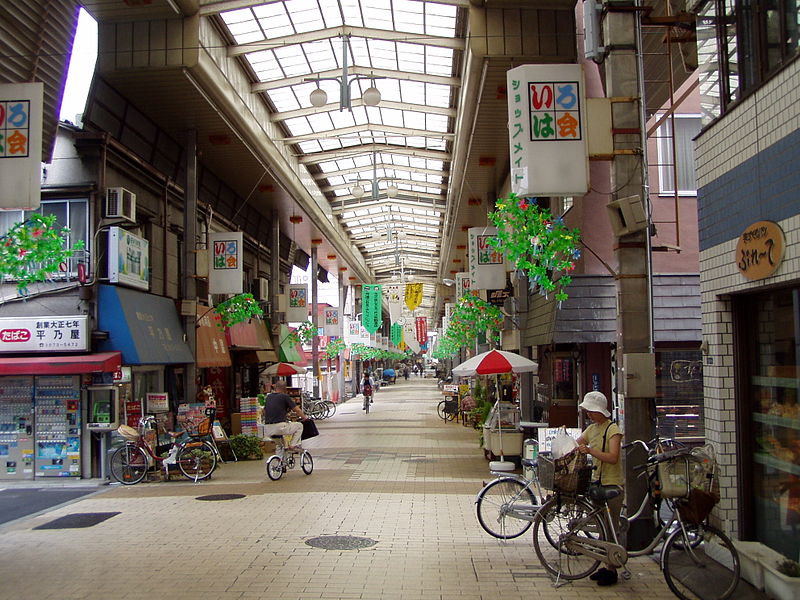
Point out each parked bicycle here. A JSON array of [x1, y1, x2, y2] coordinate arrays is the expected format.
[[437, 397, 458, 421], [301, 392, 336, 419], [531, 440, 739, 600], [110, 415, 218, 485], [475, 445, 546, 538], [265, 432, 313, 480]]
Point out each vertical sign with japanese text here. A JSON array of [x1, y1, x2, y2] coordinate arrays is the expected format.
[[415, 316, 428, 345], [468, 227, 506, 290], [0, 83, 43, 209], [507, 64, 588, 197], [208, 231, 243, 294], [286, 284, 308, 322], [362, 284, 383, 334], [323, 307, 339, 337], [386, 284, 403, 323], [404, 283, 423, 311]]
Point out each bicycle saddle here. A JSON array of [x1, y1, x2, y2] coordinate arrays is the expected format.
[[521, 457, 535, 468], [588, 484, 622, 502], [268, 435, 284, 440]]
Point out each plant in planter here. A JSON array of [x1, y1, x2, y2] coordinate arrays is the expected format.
[[764, 557, 800, 600], [228, 434, 264, 460], [777, 559, 800, 577]]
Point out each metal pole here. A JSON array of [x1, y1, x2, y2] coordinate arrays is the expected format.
[[311, 245, 320, 399], [182, 129, 198, 405], [338, 278, 346, 402]]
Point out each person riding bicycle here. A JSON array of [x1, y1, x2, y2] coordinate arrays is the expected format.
[[576, 390, 623, 587], [362, 373, 374, 409], [262, 381, 308, 451]]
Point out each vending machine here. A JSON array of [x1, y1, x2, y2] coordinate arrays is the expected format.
[[34, 375, 81, 477], [0, 376, 35, 480]]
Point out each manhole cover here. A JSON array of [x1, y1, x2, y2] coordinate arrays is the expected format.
[[305, 535, 378, 550], [195, 494, 246, 501], [34, 512, 120, 530]]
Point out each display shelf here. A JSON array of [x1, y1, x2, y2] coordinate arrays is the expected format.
[[753, 452, 800, 476], [752, 375, 800, 390], [753, 412, 800, 431]]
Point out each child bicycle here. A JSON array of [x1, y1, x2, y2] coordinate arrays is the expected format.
[[531, 440, 740, 600], [265, 433, 314, 481], [110, 415, 218, 484]]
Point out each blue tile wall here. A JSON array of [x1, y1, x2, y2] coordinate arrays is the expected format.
[[698, 127, 800, 251]]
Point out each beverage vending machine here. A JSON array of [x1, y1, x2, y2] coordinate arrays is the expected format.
[[34, 375, 81, 477]]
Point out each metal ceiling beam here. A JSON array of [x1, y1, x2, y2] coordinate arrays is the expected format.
[[270, 98, 457, 122], [281, 124, 454, 144], [314, 163, 447, 180], [298, 143, 450, 164], [253, 65, 460, 92], [230, 25, 466, 57], [323, 178, 447, 193], [199, 0, 280, 15], [335, 200, 446, 214]]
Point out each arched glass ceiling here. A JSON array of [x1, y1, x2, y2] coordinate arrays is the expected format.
[[218, 0, 465, 315]]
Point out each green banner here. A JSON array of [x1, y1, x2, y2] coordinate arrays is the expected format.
[[362, 284, 382, 334], [391, 322, 402, 346]]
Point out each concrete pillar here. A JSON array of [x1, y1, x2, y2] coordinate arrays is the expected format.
[[338, 278, 347, 402], [182, 129, 197, 405], [604, 6, 656, 548], [270, 211, 280, 328], [311, 245, 320, 399]]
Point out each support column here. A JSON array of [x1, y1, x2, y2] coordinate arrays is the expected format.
[[270, 212, 280, 327], [311, 245, 320, 399], [604, 5, 656, 548], [338, 278, 347, 402], [182, 129, 198, 405]]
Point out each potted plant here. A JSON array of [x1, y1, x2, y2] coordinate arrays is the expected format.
[[763, 557, 800, 600]]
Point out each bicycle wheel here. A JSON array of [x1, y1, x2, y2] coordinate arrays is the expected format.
[[437, 400, 447, 420], [662, 523, 740, 600], [266, 455, 283, 480], [109, 444, 148, 485], [532, 495, 607, 580], [364, 395, 370, 413], [324, 400, 336, 418], [476, 477, 537, 539], [301, 451, 313, 474], [177, 441, 217, 481]]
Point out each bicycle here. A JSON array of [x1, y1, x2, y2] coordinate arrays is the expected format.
[[363, 389, 371, 413], [531, 441, 740, 600], [110, 415, 218, 484], [301, 392, 336, 419], [475, 445, 546, 539], [437, 397, 458, 421], [265, 433, 313, 480]]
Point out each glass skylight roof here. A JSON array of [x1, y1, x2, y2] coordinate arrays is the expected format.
[[218, 0, 463, 317]]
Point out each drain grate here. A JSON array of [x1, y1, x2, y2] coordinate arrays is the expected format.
[[34, 512, 120, 530], [402, 457, 436, 463], [195, 494, 246, 501], [305, 535, 378, 550]]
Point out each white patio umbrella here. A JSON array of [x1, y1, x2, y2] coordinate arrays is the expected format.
[[452, 349, 538, 471]]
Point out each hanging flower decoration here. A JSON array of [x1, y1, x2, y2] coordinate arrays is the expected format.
[[431, 295, 504, 359], [0, 214, 85, 294], [214, 293, 263, 329], [295, 320, 317, 345], [324, 338, 347, 360], [488, 193, 581, 303]]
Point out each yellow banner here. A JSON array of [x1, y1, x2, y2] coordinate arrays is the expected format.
[[404, 283, 423, 311]]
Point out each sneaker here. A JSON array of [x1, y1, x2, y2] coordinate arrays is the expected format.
[[590, 568, 611, 581], [596, 569, 618, 586]]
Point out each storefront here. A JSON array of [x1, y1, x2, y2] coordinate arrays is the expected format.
[[226, 316, 278, 402], [196, 304, 232, 420], [0, 314, 121, 480]]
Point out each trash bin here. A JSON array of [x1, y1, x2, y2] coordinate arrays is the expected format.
[[523, 437, 539, 481]]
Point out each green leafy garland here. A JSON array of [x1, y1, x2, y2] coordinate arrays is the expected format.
[[432, 295, 504, 359], [214, 293, 263, 329], [296, 320, 316, 345], [324, 338, 347, 360], [0, 214, 85, 294], [350, 343, 407, 362], [488, 193, 581, 303]]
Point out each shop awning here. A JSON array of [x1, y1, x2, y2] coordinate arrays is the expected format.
[[278, 324, 307, 365], [97, 285, 194, 365], [0, 351, 121, 375], [226, 317, 274, 350], [196, 305, 232, 368]]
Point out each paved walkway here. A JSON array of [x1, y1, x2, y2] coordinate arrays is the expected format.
[[0, 377, 679, 600]]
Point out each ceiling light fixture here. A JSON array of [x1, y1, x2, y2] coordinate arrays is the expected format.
[[304, 34, 384, 112]]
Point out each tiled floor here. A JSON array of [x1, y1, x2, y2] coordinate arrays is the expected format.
[[0, 378, 679, 600]]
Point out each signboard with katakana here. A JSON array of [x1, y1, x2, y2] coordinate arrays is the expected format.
[[507, 64, 588, 197], [0, 83, 43, 209]]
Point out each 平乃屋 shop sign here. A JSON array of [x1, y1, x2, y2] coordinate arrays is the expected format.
[[507, 64, 589, 197]]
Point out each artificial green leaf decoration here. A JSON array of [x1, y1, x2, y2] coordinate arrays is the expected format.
[[296, 320, 317, 345], [432, 295, 504, 359], [488, 193, 581, 303], [324, 337, 347, 360], [214, 293, 263, 329], [0, 213, 85, 294]]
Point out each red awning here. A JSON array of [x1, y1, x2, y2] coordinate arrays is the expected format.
[[0, 351, 122, 376], [226, 318, 274, 351], [196, 305, 232, 368]]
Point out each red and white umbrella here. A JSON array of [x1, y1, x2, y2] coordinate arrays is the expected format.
[[452, 349, 538, 376], [263, 362, 307, 376]]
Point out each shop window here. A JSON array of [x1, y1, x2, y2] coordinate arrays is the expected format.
[[738, 286, 799, 561], [654, 350, 705, 443]]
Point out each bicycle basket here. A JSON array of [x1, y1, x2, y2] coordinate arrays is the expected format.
[[677, 488, 719, 525], [117, 424, 140, 442], [538, 451, 592, 494], [657, 448, 718, 498], [443, 399, 458, 414], [537, 453, 555, 489], [184, 417, 212, 438]]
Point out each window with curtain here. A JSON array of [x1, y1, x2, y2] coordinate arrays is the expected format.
[[657, 116, 701, 195]]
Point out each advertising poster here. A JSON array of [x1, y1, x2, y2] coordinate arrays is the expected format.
[[323, 307, 339, 336], [146, 393, 169, 413], [386, 284, 402, 323], [415, 316, 428, 345], [362, 284, 382, 334], [403, 321, 420, 353], [404, 283, 423, 311], [108, 227, 150, 290], [468, 227, 506, 290], [208, 231, 243, 294]]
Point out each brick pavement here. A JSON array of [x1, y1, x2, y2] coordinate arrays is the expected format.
[[0, 377, 678, 600]]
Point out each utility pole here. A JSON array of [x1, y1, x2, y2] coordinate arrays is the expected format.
[[602, 3, 656, 549]]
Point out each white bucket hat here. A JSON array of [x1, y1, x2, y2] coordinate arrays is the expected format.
[[579, 391, 610, 417]]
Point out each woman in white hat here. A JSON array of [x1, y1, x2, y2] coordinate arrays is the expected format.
[[576, 390, 623, 586]]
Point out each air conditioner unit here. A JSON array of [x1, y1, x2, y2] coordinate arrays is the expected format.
[[606, 195, 648, 236], [252, 277, 269, 301], [105, 187, 136, 222]]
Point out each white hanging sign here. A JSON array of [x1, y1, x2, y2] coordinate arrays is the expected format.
[[403, 321, 420, 354], [208, 231, 243, 294], [507, 64, 589, 197], [323, 307, 339, 337], [386, 284, 403, 323], [286, 283, 309, 322], [468, 227, 506, 290], [0, 83, 43, 210]]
